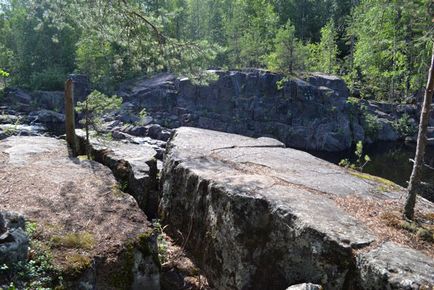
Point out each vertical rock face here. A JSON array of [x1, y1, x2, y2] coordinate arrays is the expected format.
[[161, 127, 434, 290], [0, 214, 6, 235], [119, 71, 355, 152]]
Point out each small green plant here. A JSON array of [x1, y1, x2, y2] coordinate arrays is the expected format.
[[3, 116, 21, 136], [152, 220, 169, 264], [339, 141, 371, 172], [363, 112, 380, 139], [1, 222, 62, 289], [51, 232, 95, 250], [393, 113, 417, 136], [0, 68, 9, 90], [76, 90, 122, 158]]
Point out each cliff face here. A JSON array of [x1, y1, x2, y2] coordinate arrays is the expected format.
[[117, 69, 434, 152], [119, 70, 355, 151]]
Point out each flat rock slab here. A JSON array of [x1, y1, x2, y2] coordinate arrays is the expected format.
[[0, 136, 160, 289], [76, 130, 159, 218], [161, 127, 434, 290]]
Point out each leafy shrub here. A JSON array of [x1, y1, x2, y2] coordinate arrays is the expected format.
[[393, 113, 417, 136], [363, 112, 380, 139], [339, 141, 371, 172], [29, 67, 67, 91]]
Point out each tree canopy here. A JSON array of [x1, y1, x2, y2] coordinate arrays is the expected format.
[[0, 0, 432, 100]]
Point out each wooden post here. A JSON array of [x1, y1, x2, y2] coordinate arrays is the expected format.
[[65, 79, 77, 156]]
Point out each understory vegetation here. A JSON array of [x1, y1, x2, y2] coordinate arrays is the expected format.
[[0, 222, 62, 290], [0, 0, 432, 100]]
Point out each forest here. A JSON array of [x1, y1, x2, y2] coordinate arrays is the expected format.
[[0, 0, 433, 100]]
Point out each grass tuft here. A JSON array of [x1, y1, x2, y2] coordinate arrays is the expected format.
[[51, 232, 95, 250]]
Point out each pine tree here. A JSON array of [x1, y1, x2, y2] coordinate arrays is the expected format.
[[268, 20, 306, 74]]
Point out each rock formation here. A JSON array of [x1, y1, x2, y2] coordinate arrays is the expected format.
[[160, 127, 434, 290]]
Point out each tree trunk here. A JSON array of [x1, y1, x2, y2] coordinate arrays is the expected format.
[[405, 44, 434, 220], [64, 79, 77, 156], [85, 99, 91, 160]]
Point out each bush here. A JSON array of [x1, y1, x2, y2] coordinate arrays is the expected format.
[[29, 67, 67, 91], [363, 112, 380, 139], [393, 113, 417, 136], [339, 141, 371, 172]]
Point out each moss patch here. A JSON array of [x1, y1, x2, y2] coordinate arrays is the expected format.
[[63, 254, 92, 277], [51, 232, 95, 250], [350, 171, 400, 191]]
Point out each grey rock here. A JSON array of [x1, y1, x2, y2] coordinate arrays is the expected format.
[[307, 73, 349, 98], [121, 71, 359, 151], [111, 130, 129, 140], [119, 70, 429, 151], [377, 119, 399, 141], [158, 129, 172, 142], [76, 130, 159, 219], [141, 116, 154, 126], [146, 124, 163, 140], [0, 211, 29, 266], [29, 109, 65, 124], [0, 114, 20, 125], [161, 127, 433, 290], [286, 283, 323, 290], [129, 126, 148, 137], [0, 214, 6, 235], [356, 242, 434, 289]]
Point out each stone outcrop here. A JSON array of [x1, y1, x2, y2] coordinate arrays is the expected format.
[[119, 71, 355, 151], [0, 136, 160, 289], [160, 127, 434, 290], [76, 130, 160, 219], [0, 211, 29, 267], [117, 70, 425, 151]]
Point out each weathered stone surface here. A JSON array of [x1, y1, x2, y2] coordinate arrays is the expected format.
[[161, 127, 434, 290], [117, 70, 427, 151], [0, 211, 29, 267], [28, 109, 65, 124], [356, 242, 434, 289], [76, 130, 160, 218], [119, 71, 354, 151], [286, 283, 323, 290], [0, 136, 160, 289]]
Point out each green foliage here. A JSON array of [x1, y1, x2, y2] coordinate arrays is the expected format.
[[363, 112, 381, 139], [0, 69, 9, 78], [76, 90, 122, 133], [339, 141, 371, 172], [347, 0, 432, 100], [0, 222, 62, 289], [267, 20, 306, 74], [152, 220, 169, 265], [0, 0, 432, 101], [393, 113, 417, 136], [306, 19, 339, 74]]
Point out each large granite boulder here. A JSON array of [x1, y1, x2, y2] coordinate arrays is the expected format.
[[160, 127, 434, 290]]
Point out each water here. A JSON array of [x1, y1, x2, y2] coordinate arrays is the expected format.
[[310, 141, 434, 187]]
